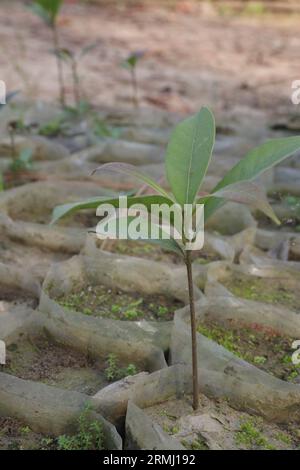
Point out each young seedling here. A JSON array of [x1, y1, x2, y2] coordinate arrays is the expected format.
[[54, 42, 98, 106], [121, 51, 145, 108], [6, 121, 33, 174], [51, 107, 300, 410], [30, 0, 65, 106]]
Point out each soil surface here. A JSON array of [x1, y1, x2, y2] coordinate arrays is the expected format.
[[2, 1, 300, 115], [146, 394, 300, 450], [1, 336, 140, 394], [198, 319, 300, 383], [54, 283, 183, 321], [0, 416, 55, 450], [222, 272, 300, 312]]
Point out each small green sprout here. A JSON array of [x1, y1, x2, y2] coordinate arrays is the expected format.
[[30, 0, 66, 106], [53, 42, 98, 106], [104, 353, 137, 382], [121, 50, 145, 108], [57, 405, 104, 450]]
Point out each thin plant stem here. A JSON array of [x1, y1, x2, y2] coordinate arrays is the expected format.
[[9, 129, 16, 159], [185, 249, 199, 410], [52, 24, 66, 107], [72, 59, 80, 106], [131, 67, 139, 108]]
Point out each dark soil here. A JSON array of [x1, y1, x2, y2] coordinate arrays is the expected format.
[[146, 394, 300, 450], [109, 240, 218, 265], [54, 284, 183, 321], [1, 337, 108, 395], [0, 287, 38, 309], [0, 416, 55, 451], [222, 272, 300, 312], [198, 319, 300, 383]]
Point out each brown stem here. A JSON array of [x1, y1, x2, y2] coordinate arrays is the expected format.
[[52, 25, 66, 107], [185, 249, 199, 410]]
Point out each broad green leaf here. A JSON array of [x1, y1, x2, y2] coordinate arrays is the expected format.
[[212, 181, 280, 225], [205, 136, 300, 221], [30, 0, 63, 26], [165, 107, 215, 206], [95, 211, 184, 256], [92, 162, 174, 201], [51, 194, 173, 225]]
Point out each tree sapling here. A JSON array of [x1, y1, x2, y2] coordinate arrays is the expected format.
[[54, 42, 99, 106], [30, 0, 66, 106], [121, 51, 145, 108], [51, 107, 300, 410]]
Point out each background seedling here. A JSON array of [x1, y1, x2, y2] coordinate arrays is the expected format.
[[104, 353, 137, 382], [121, 51, 145, 108], [30, 0, 66, 106], [9, 148, 33, 174], [53, 42, 98, 106], [6, 121, 33, 178], [52, 107, 300, 410], [57, 405, 104, 450]]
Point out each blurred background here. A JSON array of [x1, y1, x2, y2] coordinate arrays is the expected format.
[[2, 0, 300, 117]]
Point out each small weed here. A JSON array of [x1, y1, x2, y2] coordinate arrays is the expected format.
[[162, 424, 179, 435], [57, 405, 104, 450], [275, 432, 292, 445], [157, 306, 168, 317], [253, 356, 267, 365], [40, 437, 55, 448], [20, 425, 31, 435], [158, 410, 177, 421], [287, 370, 299, 382], [235, 418, 273, 450], [92, 117, 120, 139], [9, 148, 33, 174], [197, 324, 243, 358], [38, 118, 64, 137], [182, 435, 208, 450], [104, 353, 138, 382]]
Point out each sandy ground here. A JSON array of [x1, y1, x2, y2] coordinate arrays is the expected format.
[[1, 1, 300, 115]]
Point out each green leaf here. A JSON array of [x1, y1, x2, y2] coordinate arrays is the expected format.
[[92, 162, 174, 201], [205, 136, 300, 221], [30, 0, 63, 26], [51, 194, 174, 225], [165, 107, 215, 206], [212, 181, 280, 225], [95, 211, 184, 256]]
